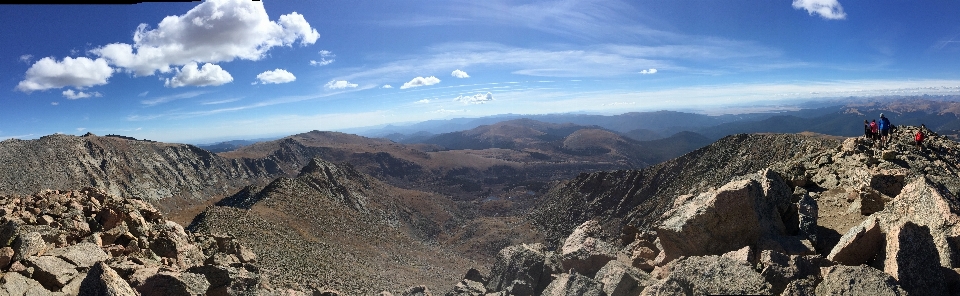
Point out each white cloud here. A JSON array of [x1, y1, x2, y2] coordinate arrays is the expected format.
[[141, 90, 209, 106], [401, 76, 441, 89], [433, 109, 466, 113], [792, 0, 846, 20], [51, 102, 59, 106], [325, 80, 358, 89], [310, 59, 334, 66], [91, 0, 319, 76], [62, 89, 103, 100], [639, 68, 658, 74], [16, 56, 114, 93], [451, 69, 470, 78], [454, 92, 494, 104], [255, 69, 296, 84], [381, 84, 394, 89], [164, 62, 234, 88], [416, 99, 430, 104], [201, 98, 241, 105], [18, 54, 33, 64], [138, 91, 149, 97], [76, 128, 86, 132]]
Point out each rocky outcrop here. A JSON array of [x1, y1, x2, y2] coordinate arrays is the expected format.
[[486, 243, 560, 295], [643, 255, 771, 295], [540, 272, 605, 296], [559, 220, 617, 277], [0, 187, 274, 295], [0, 134, 287, 206], [816, 265, 907, 296]]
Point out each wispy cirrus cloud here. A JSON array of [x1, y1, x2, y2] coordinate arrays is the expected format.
[[141, 90, 210, 106]]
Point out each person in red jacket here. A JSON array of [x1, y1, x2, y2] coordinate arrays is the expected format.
[[915, 124, 926, 151]]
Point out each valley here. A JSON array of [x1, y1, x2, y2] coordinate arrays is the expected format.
[[1, 97, 960, 294]]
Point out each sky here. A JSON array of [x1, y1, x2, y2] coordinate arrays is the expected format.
[[2, 0, 960, 143]]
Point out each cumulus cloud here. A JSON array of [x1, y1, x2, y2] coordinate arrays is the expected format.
[[451, 69, 470, 78], [401, 76, 440, 89], [16, 57, 114, 93], [255, 69, 296, 84], [792, 0, 846, 20], [416, 99, 430, 104], [381, 84, 394, 89], [91, 0, 319, 76], [454, 92, 494, 104], [639, 68, 658, 74], [325, 80, 358, 89], [18, 54, 33, 64], [164, 62, 234, 88], [62, 89, 103, 100]]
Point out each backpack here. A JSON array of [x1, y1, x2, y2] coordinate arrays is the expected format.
[[916, 131, 925, 141]]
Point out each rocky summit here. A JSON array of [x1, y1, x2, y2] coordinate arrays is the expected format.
[[442, 126, 960, 295]]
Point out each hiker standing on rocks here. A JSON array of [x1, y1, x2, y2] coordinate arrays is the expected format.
[[863, 120, 872, 139], [870, 119, 879, 143], [879, 114, 891, 147], [915, 124, 927, 151]]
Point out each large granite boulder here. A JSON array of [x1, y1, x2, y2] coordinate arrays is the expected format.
[[559, 220, 617, 277], [816, 265, 907, 296], [78, 262, 138, 296], [485, 243, 561, 295], [540, 272, 605, 296], [643, 255, 771, 295], [657, 170, 791, 263]]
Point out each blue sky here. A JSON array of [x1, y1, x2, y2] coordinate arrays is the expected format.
[[3, 0, 960, 143]]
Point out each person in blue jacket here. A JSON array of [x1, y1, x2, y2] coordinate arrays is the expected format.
[[878, 113, 891, 148]]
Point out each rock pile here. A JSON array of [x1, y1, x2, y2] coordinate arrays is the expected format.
[[449, 127, 960, 295], [0, 187, 274, 295]]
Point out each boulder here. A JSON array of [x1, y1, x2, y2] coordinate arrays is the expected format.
[[0, 247, 14, 270], [780, 276, 818, 296], [78, 262, 138, 296], [559, 220, 617, 277], [1, 271, 51, 295], [401, 285, 432, 296], [0, 221, 20, 247], [23, 255, 79, 291], [136, 272, 210, 296], [644, 255, 771, 296], [13, 232, 46, 262], [594, 260, 649, 296], [48, 242, 109, 268], [485, 243, 560, 295], [816, 265, 906, 296], [797, 191, 818, 245], [874, 177, 960, 268], [446, 279, 485, 296], [540, 272, 605, 296], [883, 221, 946, 296], [620, 236, 658, 272], [757, 250, 825, 295], [721, 246, 754, 264], [827, 216, 883, 266], [657, 170, 790, 264]]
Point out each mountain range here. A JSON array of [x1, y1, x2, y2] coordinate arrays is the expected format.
[[1, 96, 960, 294]]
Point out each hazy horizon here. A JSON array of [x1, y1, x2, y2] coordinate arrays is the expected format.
[[4, 0, 960, 143]]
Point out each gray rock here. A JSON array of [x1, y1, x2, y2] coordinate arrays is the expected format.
[[757, 251, 824, 295], [78, 262, 138, 296], [485, 243, 560, 295], [816, 265, 907, 296], [136, 272, 210, 296], [559, 220, 617, 277], [647, 255, 771, 296], [1, 272, 51, 296], [23, 256, 79, 291], [401, 285, 432, 296], [540, 272, 605, 296], [827, 216, 883, 266], [12, 232, 46, 262], [445, 279, 485, 296], [53, 242, 109, 268], [883, 221, 945, 296], [781, 277, 818, 296], [657, 170, 791, 263], [0, 221, 20, 248], [594, 260, 649, 296]]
